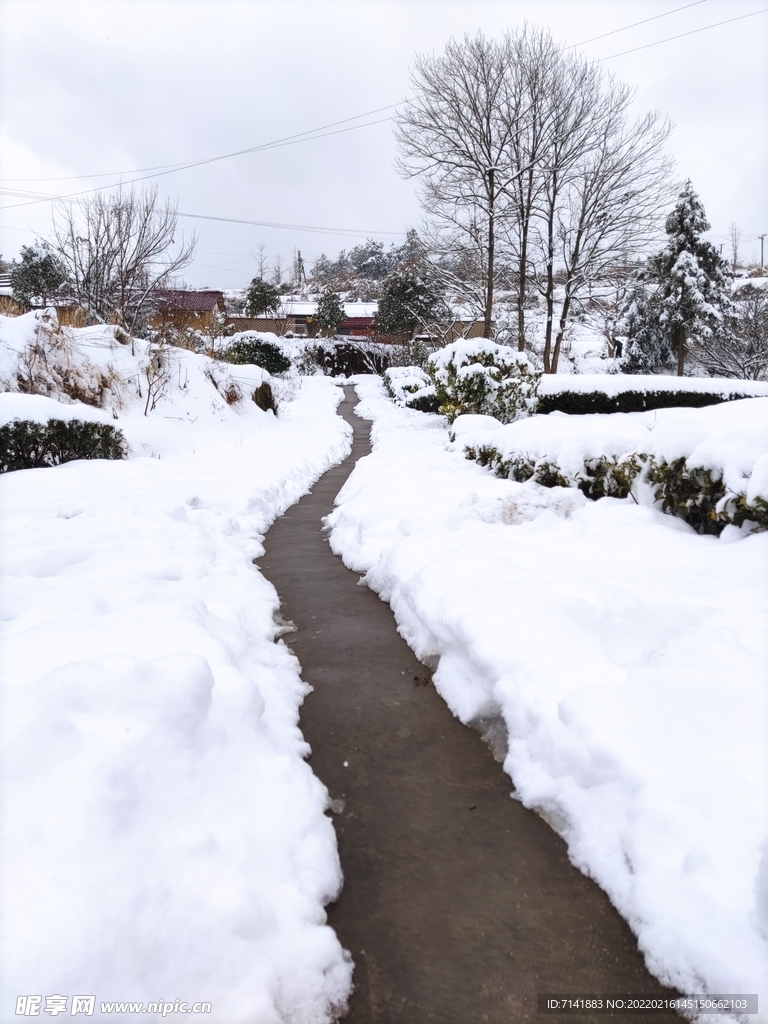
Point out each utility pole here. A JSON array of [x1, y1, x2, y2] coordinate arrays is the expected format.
[[296, 250, 307, 286], [759, 234, 766, 268]]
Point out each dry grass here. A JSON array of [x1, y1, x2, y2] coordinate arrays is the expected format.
[[0, 297, 23, 317], [57, 307, 87, 328]]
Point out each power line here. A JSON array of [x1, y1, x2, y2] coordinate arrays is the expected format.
[[177, 211, 406, 240], [598, 8, 768, 60], [0, 114, 397, 212], [570, 0, 709, 47], [0, 102, 403, 184]]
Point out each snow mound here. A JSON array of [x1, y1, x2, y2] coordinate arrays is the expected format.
[[327, 375, 768, 1018], [457, 399, 768, 529], [0, 333, 354, 1022], [538, 372, 768, 398]]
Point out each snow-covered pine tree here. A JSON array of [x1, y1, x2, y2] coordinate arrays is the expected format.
[[244, 277, 281, 317], [10, 243, 70, 308], [375, 230, 448, 338], [620, 181, 732, 375], [314, 290, 345, 336], [618, 270, 668, 373]]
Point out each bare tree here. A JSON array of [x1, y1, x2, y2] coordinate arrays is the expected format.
[[697, 284, 768, 379], [272, 253, 283, 287], [499, 27, 563, 352], [253, 243, 268, 280], [396, 28, 675, 371], [729, 222, 743, 275], [538, 89, 674, 371], [49, 185, 196, 341], [395, 33, 525, 338]]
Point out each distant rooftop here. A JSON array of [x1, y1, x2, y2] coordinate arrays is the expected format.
[[154, 289, 225, 312]]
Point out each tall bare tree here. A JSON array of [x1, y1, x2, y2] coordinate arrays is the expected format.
[[397, 28, 675, 370], [395, 34, 525, 338], [536, 85, 674, 371], [49, 185, 196, 338]]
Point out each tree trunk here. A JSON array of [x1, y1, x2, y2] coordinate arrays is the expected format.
[[516, 226, 528, 352], [483, 167, 495, 339], [542, 233, 556, 372], [551, 288, 573, 374], [677, 324, 685, 376]]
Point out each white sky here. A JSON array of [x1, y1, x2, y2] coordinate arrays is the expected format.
[[1, 0, 766, 289]]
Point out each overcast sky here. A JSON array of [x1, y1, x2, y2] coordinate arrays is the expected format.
[[1, 0, 766, 290]]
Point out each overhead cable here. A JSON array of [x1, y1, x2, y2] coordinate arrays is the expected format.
[[598, 7, 768, 59], [570, 0, 709, 47]]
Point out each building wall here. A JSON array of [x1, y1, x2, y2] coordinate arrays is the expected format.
[[148, 309, 219, 332], [227, 317, 298, 336]]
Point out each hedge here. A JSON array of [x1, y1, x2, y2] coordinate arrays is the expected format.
[[0, 419, 127, 473], [535, 389, 760, 416]]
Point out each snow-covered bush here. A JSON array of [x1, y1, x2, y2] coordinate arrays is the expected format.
[[0, 418, 127, 473], [383, 366, 439, 412], [427, 338, 541, 423], [307, 339, 389, 377], [223, 337, 291, 375], [459, 399, 768, 534], [4, 310, 128, 409], [537, 372, 768, 415]]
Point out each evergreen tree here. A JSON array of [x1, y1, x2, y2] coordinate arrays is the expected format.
[[314, 291, 345, 336], [376, 230, 448, 337], [244, 277, 281, 317], [376, 268, 446, 337], [621, 182, 732, 375], [10, 243, 69, 308]]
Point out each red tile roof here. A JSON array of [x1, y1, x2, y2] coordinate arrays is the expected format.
[[154, 289, 224, 312]]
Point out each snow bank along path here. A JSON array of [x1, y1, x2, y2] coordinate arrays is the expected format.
[[0, 375, 354, 1024], [261, 387, 680, 1023], [325, 378, 768, 1024]]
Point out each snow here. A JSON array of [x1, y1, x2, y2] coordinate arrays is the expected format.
[[278, 301, 378, 318], [0, 313, 354, 1022], [538, 372, 768, 398], [327, 376, 768, 1019], [455, 398, 768, 507]]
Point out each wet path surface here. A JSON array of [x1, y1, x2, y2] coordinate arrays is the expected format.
[[260, 388, 679, 1023]]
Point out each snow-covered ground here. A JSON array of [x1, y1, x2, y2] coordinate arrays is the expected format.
[[0, 313, 353, 1023], [327, 377, 768, 1019]]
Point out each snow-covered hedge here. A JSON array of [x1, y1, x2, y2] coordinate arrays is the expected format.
[[428, 338, 541, 423], [383, 366, 438, 412], [537, 373, 768, 415], [458, 398, 768, 534], [0, 418, 127, 473]]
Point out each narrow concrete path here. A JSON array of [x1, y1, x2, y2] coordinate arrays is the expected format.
[[260, 388, 680, 1024]]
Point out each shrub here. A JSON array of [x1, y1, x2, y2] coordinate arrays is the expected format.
[[383, 366, 439, 412], [0, 419, 127, 473], [535, 388, 763, 416], [223, 338, 290, 375], [645, 457, 727, 535], [463, 437, 767, 535], [252, 381, 277, 413], [428, 339, 541, 423], [14, 321, 125, 409], [464, 444, 642, 500], [309, 340, 389, 377]]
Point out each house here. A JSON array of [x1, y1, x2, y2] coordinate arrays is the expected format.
[[150, 289, 227, 332], [227, 301, 377, 339], [224, 298, 488, 344]]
